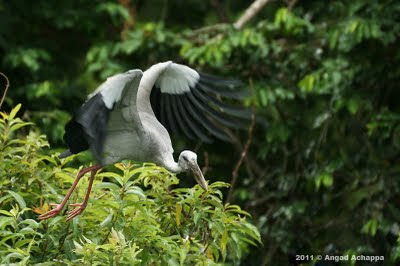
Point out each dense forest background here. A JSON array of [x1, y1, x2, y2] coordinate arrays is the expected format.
[[1, 0, 400, 265]]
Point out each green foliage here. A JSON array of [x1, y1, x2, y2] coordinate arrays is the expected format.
[[2, 0, 400, 264], [0, 106, 260, 264]]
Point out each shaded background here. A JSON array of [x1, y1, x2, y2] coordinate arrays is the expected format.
[[1, 0, 400, 264]]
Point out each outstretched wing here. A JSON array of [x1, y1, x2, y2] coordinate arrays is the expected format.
[[63, 70, 143, 162], [150, 63, 252, 143]]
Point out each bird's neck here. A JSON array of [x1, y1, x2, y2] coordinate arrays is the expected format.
[[137, 61, 172, 114], [164, 160, 183, 174]]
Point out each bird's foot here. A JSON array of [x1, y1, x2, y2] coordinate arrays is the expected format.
[[66, 202, 87, 221], [38, 203, 63, 220]]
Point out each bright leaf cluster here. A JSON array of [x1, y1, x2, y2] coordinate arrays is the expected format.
[[0, 105, 261, 265]]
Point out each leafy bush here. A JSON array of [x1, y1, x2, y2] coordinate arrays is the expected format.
[[0, 105, 261, 265], [3, 0, 400, 263]]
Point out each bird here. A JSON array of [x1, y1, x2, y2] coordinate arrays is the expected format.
[[38, 61, 254, 221]]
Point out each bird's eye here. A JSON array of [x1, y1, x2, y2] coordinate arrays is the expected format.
[[183, 156, 188, 161]]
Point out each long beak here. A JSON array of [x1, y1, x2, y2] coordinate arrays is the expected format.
[[190, 163, 208, 191]]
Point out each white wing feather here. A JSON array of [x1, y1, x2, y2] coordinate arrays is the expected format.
[[88, 70, 142, 109], [155, 63, 200, 94]]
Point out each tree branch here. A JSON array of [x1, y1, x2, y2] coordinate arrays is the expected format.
[[233, 0, 272, 30], [226, 113, 256, 203], [202, 151, 209, 176], [119, 0, 136, 39], [288, 0, 299, 10], [0, 72, 10, 109], [189, 0, 272, 37], [189, 23, 230, 36]]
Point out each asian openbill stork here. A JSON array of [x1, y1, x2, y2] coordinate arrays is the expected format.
[[39, 61, 254, 221]]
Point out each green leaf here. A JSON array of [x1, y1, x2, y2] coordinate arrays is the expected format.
[[361, 218, 378, 237], [0, 217, 14, 228], [346, 185, 381, 210], [220, 230, 228, 260], [55, 171, 75, 182], [175, 203, 182, 227], [8, 104, 22, 120], [100, 213, 113, 228], [125, 187, 146, 199], [347, 97, 360, 115], [315, 172, 333, 190], [19, 219, 39, 229], [7, 191, 26, 209], [95, 182, 121, 193], [15, 239, 33, 249], [322, 173, 333, 187], [0, 210, 13, 217], [0, 194, 13, 205], [209, 181, 230, 189], [298, 74, 315, 92], [9, 122, 33, 132], [98, 172, 124, 186], [5, 252, 25, 262]]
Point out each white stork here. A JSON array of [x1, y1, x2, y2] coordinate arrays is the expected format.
[[39, 61, 253, 221]]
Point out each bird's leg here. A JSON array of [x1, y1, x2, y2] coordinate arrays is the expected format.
[[38, 165, 101, 220], [66, 166, 100, 221]]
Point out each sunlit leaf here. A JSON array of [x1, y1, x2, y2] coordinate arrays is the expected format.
[[175, 203, 182, 227], [7, 191, 26, 209], [8, 104, 22, 120]]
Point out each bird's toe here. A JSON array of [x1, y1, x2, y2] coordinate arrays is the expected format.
[[66, 208, 82, 221], [38, 207, 62, 220], [66, 202, 87, 221]]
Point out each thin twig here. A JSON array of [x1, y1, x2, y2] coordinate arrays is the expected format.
[[233, 0, 272, 30], [0, 72, 10, 109], [315, 116, 331, 154], [189, 0, 272, 41], [226, 113, 256, 203], [119, 0, 136, 39], [225, 128, 263, 178], [53, 223, 71, 260], [202, 151, 209, 176], [262, 244, 278, 266], [189, 23, 230, 36], [288, 0, 299, 10], [246, 194, 272, 208], [160, 0, 169, 22]]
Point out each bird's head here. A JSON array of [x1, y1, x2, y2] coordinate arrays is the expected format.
[[178, 150, 208, 191]]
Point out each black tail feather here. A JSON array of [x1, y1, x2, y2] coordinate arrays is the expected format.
[[59, 149, 73, 159]]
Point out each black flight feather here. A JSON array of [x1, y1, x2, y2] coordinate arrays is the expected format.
[[148, 70, 260, 143], [193, 85, 253, 120], [63, 93, 111, 163], [165, 94, 179, 134], [176, 96, 213, 143], [189, 89, 249, 129], [63, 119, 89, 155], [169, 95, 195, 139], [197, 82, 250, 99], [185, 93, 232, 141], [150, 86, 161, 119], [182, 94, 232, 142], [199, 73, 243, 89]]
